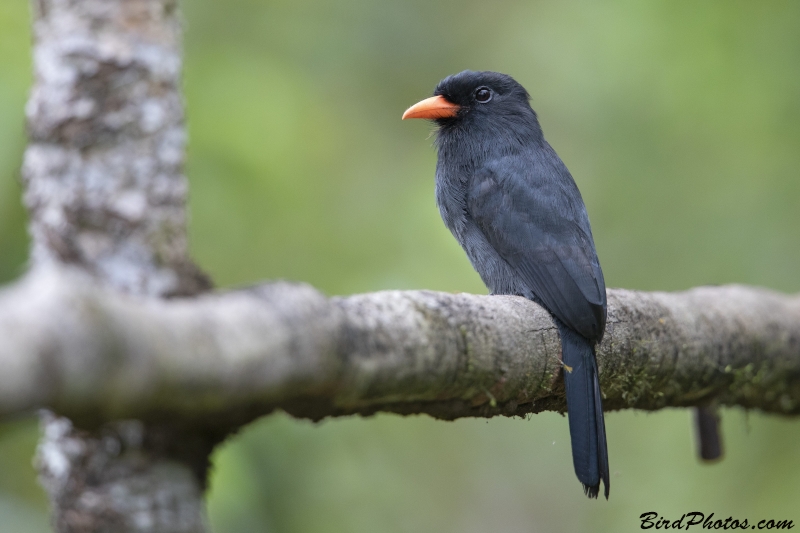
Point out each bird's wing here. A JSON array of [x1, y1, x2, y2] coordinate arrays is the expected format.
[[467, 158, 606, 341]]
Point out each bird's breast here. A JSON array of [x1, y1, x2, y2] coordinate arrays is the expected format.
[[434, 167, 523, 296], [434, 168, 468, 240]]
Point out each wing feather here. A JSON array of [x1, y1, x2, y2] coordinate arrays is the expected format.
[[467, 158, 606, 341]]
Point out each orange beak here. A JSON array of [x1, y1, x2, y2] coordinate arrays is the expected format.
[[402, 95, 460, 120]]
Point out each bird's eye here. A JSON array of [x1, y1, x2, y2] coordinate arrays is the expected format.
[[475, 87, 492, 103]]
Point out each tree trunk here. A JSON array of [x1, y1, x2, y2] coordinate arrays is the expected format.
[[24, 0, 210, 530]]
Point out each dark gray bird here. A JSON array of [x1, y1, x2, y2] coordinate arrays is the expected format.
[[403, 70, 609, 499]]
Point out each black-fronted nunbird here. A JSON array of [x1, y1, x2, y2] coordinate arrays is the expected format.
[[403, 70, 610, 499]]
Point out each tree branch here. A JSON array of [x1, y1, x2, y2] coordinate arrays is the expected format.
[[2, 267, 798, 429]]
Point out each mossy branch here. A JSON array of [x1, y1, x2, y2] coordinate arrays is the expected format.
[[2, 267, 798, 430]]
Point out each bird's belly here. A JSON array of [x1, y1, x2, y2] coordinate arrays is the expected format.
[[459, 223, 526, 297], [435, 181, 524, 296]]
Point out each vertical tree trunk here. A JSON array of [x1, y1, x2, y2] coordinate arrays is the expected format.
[[23, 0, 211, 530]]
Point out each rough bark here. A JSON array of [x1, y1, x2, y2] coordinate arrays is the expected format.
[[23, 0, 208, 297], [1, 267, 798, 429], [22, 0, 210, 531], [36, 413, 206, 533]]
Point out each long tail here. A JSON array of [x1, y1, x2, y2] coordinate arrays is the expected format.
[[558, 322, 610, 499]]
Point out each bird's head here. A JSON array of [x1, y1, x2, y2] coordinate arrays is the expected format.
[[402, 70, 535, 132]]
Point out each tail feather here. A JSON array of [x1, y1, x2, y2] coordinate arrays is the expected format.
[[593, 351, 610, 499], [558, 323, 610, 499]]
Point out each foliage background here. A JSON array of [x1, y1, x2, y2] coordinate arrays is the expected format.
[[1, 1, 799, 531]]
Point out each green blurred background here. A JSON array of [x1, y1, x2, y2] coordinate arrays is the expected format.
[[1, 0, 800, 531]]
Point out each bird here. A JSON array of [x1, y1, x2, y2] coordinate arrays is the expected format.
[[403, 70, 609, 499]]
